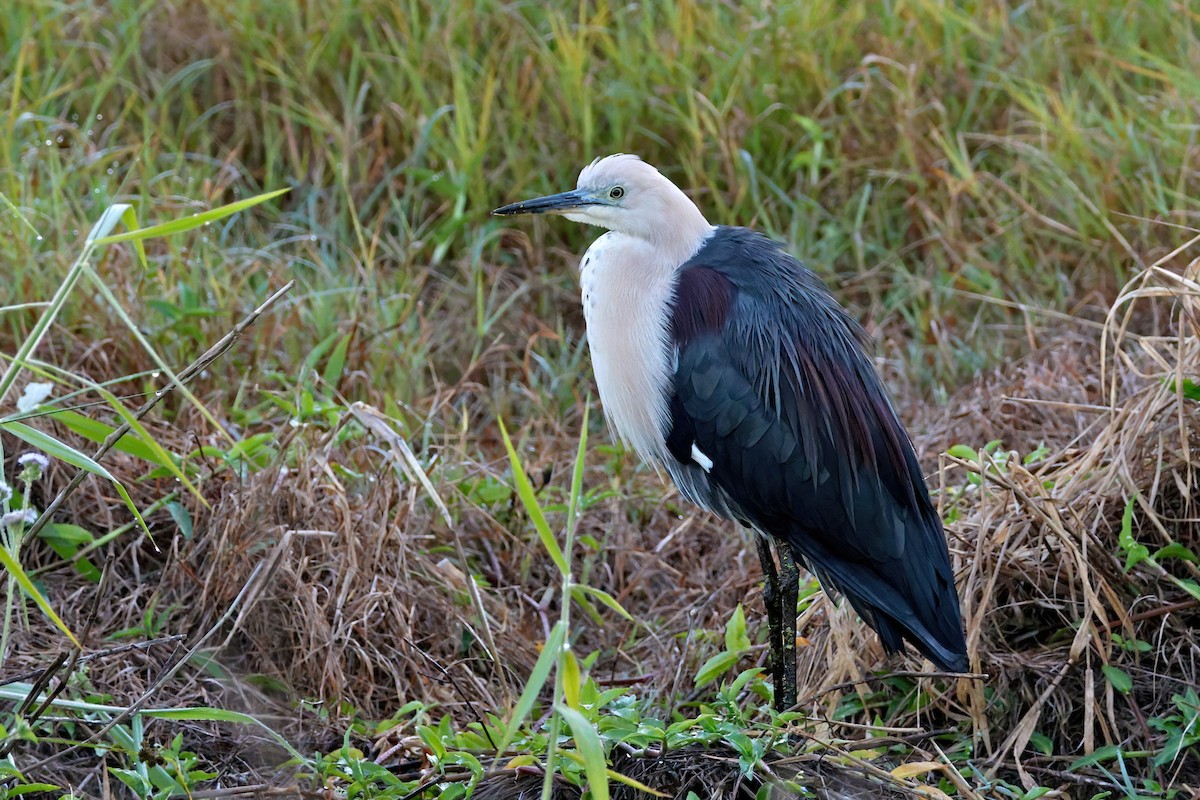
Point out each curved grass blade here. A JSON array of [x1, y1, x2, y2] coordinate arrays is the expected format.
[[495, 620, 565, 756], [1, 421, 149, 539], [0, 549, 80, 647], [497, 418, 568, 576], [91, 188, 290, 245]]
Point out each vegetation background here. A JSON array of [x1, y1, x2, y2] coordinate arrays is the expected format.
[[2, 0, 1198, 797]]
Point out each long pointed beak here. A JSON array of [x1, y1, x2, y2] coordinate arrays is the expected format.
[[492, 188, 595, 216]]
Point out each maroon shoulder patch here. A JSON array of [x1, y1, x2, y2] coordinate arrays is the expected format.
[[670, 266, 734, 345]]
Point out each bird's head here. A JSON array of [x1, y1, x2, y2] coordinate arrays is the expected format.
[[493, 154, 710, 249]]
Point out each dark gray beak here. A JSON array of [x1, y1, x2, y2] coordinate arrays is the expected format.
[[492, 188, 595, 216]]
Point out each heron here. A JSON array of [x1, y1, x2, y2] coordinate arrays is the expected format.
[[493, 154, 968, 710]]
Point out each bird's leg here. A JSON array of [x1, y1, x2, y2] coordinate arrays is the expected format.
[[777, 541, 800, 712], [754, 535, 785, 711]]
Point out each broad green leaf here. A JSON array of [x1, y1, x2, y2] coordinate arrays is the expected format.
[[497, 418, 567, 576], [946, 444, 978, 462], [7, 784, 62, 796], [167, 500, 194, 540], [496, 621, 566, 755], [1028, 731, 1054, 756], [695, 651, 739, 687], [91, 189, 290, 245], [1, 421, 150, 539], [0, 548, 80, 647], [725, 603, 751, 654], [1101, 665, 1133, 694], [38, 523, 101, 582], [557, 705, 609, 800]]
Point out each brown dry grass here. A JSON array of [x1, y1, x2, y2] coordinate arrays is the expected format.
[[4, 255, 1199, 796]]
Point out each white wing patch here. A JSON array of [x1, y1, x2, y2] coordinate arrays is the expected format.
[[690, 443, 714, 472]]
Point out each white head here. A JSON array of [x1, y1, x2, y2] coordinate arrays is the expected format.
[[494, 154, 711, 254]]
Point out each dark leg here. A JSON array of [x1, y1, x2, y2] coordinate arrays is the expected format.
[[754, 535, 785, 711], [777, 541, 800, 711]]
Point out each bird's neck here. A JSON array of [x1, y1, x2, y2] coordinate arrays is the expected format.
[[644, 209, 715, 270]]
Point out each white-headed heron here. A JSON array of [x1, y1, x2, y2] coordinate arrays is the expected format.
[[494, 154, 968, 710]]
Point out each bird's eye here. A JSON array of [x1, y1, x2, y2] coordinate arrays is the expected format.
[[609, 186, 625, 200]]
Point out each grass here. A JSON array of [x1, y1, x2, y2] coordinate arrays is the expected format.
[[2, 0, 1200, 797]]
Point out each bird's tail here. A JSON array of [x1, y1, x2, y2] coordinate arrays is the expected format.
[[804, 535, 969, 673]]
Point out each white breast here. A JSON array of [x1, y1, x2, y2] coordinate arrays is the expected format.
[[579, 233, 677, 462]]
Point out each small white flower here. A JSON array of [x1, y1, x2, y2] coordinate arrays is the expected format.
[[0, 480, 11, 504], [16, 452, 49, 483], [1, 509, 39, 529], [17, 453, 49, 471]]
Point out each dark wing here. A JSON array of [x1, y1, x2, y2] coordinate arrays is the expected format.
[[665, 229, 967, 671]]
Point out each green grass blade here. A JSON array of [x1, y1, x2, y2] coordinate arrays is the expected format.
[[497, 418, 568, 576], [1, 421, 150, 539], [0, 548, 80, 647], [569, 584, 633, 622], [556, 705, 609, 800], [496, 620, 565, 755], [91, 188, 290, 245]]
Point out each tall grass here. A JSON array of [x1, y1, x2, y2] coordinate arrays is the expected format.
[[5, 0, 1199, 396]]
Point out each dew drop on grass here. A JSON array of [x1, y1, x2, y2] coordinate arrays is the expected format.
[[107, 169, 113, 175], [44, 139, 51, 146], [56, 136, 63, 143], [86, 130, 93, 136], [309, 235, 317, 242], [96, 114, 103, 120], [36, 235, 43, 241]]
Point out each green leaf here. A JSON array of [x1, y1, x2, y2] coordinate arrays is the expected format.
[[562, 649, 582, 710], [1118, 495, 1148, 571], [570, 584, 633, 621], [724, 604, 751, 654], [38, 523, 101, 582], [497, 418, 567, 576], [695, 651, 739, 687], [1151, 543, 1197, 563], [6, 784, 62, 796], [1068, 743, 1122, 771], [91, 188, 290, 245], [1166, 377, 1200, 401], [1171, 577, 1200, 602], [50, 409, 170, 467], [321, 332, 354, 388], [1101, 665, 1133, 694], [557, 705, 609, 800], [496, 621, 566, 755], [166, 501, 194, 540], [0, 547, 80, 647], [1, 421, 150, 540], [1028, 731, 1054, 756], [946, 444, 978, 462]]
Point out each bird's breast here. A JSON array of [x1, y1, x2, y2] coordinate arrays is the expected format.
[[579, 234, 676, 462]]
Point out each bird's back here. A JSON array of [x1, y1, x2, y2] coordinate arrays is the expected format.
[[662, 227, 968, 672]]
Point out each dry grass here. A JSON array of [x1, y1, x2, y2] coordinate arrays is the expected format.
[[5, 247, 1198, 796]]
